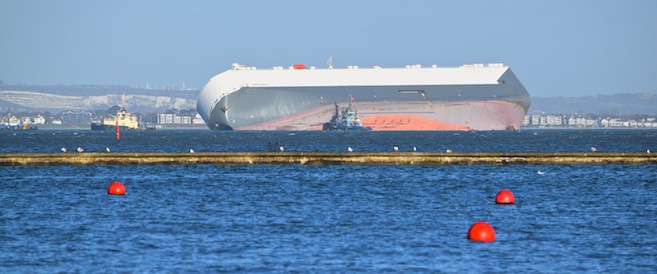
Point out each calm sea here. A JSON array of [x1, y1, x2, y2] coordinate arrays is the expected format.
[[1, 129, 656, 272]]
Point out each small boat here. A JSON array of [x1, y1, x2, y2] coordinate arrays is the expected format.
[[322, 96, 371, 131]]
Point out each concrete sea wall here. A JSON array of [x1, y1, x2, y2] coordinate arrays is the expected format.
[[1, 152, 655, 166]]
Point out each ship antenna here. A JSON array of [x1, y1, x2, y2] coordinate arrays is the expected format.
[[327, 56, 333, 69], [121, 93, 126, 111]]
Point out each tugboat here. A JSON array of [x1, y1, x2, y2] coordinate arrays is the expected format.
[[90, 94, 140, 130], [322, 96, 372, 131]]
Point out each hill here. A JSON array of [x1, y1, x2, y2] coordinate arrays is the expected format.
[[0, 84, 198, 112], [2, 84, 656, 115]]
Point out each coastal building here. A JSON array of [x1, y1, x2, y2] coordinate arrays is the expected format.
[[2, 115, 20, 126], [523, 114, 565, 127], [567, 116, 598, 127], [33, 115, 46, 124], [193, 113, 205, 124], [642, 118, 657, 127], [61, 111, 92, 124], [530, 115, 540, 126], [545, 115, 564, 126], [522, 115, 530, 126], [157, 113, 193, 124], [525, 115, 657, 128]]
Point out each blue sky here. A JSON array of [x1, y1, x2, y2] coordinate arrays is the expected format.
[[1, 0, 656, 97]]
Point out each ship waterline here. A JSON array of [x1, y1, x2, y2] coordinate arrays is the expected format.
[[233, 100, 526, 131], [197, 63, 530, 131]]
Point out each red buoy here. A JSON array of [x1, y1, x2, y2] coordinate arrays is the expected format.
[[468, 221, 495, 242], [115, 120, 120, 140], [293, 63, 307, 70], [108, 181, 126, 195], [495, 189, 515, 204]]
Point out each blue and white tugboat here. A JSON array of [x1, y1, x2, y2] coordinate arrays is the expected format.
[[322, 96, 372, 131]]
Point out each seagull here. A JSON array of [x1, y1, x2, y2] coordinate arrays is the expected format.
[[393, 146, 399, 152], [76, 147, 84, 153], [348, 147, 353, 152], [590, 147, 597, 152], [279, 146, 285, 152], [648, 149, 651, 154], [537, 170, 545, 175], [60, 147, 67, 153], [105, 147, 111, 153], [412, 146, 417, 152], [189, 149, 195, 154], [446, 149, 453, 153]]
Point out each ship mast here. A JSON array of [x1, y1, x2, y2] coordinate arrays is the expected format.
[[118, 93, 127, 121], [327, 56, 333, 69], [120, 93, 127, 112]]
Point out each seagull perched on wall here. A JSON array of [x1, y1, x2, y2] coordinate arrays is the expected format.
[[648, 149, 651, 154], [279, 146, 285, 152], [76, 147, 84, 153], [446, 149, 453, 153], [393, 146, 399, 152], [105, 147, 111, 153], [412, 147, 417, 152], [60, 147, 67, 153], [189, 149, 195, 154], [348, 147, 353, 152], [590, 147, 597, 152]]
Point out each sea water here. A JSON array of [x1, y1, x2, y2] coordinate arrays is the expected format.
[[1, 130, 656, 272], [1, 129, 656, 154]]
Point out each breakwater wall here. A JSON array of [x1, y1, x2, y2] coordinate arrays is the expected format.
[[1, 152, 655, 166]]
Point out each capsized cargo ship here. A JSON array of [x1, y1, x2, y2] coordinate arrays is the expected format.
[[197, 62, 530, 131]]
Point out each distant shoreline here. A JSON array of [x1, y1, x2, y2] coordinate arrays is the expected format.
[[28, 124, 208, 130], [11, 125, 657, 131], [521, 126, 657, 130]]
